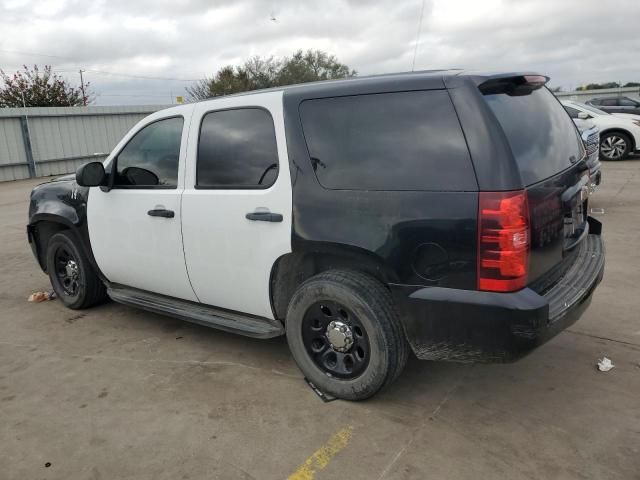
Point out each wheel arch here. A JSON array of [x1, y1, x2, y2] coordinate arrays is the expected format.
[[29, 214, 89, 274], [269, 243, 399, 321], [600, 128, 636, 152]]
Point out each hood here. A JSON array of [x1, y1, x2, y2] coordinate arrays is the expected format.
[[614, 113, 640, 122], [51, 173, 76, 182], [572, 118, 596, 132]]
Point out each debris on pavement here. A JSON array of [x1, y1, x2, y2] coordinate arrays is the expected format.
[[597, 357, 615, 372], [27, 290, 56, 302]]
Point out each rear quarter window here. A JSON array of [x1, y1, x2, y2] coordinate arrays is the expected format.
[[483, 87, 583, 185], [299, 90, 476, 191]]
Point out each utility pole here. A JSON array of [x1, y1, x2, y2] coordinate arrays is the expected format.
[[79, 69, 86, 106]]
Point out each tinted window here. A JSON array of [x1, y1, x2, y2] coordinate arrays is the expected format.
[[483, 87, 583, 185], [299, 90, 475, 191], [600, 98, 616, 106], [619, 98, 638, 107], [114, 117, 183, 188], [197, 108, 278, 188]]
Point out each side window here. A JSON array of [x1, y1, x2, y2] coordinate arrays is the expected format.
[[600, 98, 616, 106], [197, 108, 278, 188], [299, 90, 475, 191], [619, 98, 638, 107], [114, 117, 183, 188]]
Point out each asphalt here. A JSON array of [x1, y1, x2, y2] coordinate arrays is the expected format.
[[1, 160, 639, 480]]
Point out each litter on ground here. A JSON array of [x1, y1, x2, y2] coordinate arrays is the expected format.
[[597, 357, 615, 372], [28, 291, 56, 302]]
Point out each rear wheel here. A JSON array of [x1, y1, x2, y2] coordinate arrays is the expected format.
[[600, 132, 631, 160], [286, 270, 408, 401], [46, 231, 107, 309]]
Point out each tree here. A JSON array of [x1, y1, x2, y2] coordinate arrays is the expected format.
[[276, 50, 356, 86], [576, 82, 621, 91], [623, 82, 640, 88], [186, 49, 356, 101], [0, 65, 91, 107]]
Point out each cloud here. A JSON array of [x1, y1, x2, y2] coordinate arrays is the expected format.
[[0, 0, 638, 105]]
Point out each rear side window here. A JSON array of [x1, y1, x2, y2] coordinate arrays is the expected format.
[[483, 87, 583, 185], [619, 98, 638, 107], [299, 90, 476, 191], [197, 108, 278, 188]]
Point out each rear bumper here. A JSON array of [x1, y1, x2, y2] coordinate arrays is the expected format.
[[391, 230, 605, 363]]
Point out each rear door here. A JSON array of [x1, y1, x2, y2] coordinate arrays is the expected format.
[[618, 97, 640, 115], [481, 84, 589, 288], [598, 98, 620, 113], [181, 92, 292, 318]]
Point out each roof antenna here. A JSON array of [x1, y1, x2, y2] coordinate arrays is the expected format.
[[411, 0, 426, 71]]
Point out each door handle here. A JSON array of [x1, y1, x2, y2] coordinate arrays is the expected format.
[[147, 209, 175, 218], [246, 211, 283, 222]]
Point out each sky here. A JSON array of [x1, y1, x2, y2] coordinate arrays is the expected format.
[[0, 0, 638, 105]]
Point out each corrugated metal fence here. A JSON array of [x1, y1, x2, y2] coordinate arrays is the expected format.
[[0, 105, 168, 182]]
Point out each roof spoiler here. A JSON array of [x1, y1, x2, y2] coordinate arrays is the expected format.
[[479, 75, 549, 96]]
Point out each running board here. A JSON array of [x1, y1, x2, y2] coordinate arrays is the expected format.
[[107, 285, 285, 339]]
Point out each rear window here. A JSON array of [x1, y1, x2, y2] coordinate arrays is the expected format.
[[483, 87, 583, 185], [299, 90, 476, 191]]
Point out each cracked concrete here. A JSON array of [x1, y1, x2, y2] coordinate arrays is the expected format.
[[1, 159, 640, 479]]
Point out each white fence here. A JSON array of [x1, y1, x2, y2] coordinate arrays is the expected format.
[[0, 105, 168, 182], [555, 86, 640, 104]]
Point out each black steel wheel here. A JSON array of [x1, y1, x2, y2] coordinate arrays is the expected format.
[[286, 270, 409, 401], [301, 300, 370, 379], [46, 230, 107, 309], [53, 245, 82, 297]]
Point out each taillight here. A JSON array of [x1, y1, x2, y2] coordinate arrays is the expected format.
[[477, 190, 530, 292]]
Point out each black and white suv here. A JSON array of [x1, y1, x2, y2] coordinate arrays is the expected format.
[[27, 71, 605, 400]]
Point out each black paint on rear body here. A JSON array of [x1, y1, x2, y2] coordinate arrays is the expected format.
[[283, 73, 482, 290]]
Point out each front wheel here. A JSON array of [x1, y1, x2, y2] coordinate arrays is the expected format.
[[286, 270, 408, 401], [600, 132, 631, 160], [46, 231, 107, 309]]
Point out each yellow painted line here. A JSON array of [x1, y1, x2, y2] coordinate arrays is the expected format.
[[287, 425, 354, 480]]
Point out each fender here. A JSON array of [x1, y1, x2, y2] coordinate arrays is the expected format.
[[27, 177, 106, 280]]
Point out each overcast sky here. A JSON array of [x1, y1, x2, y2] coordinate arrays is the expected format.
[[1, 0, 638, 105]]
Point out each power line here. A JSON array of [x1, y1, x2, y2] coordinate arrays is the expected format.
[[0, 48, 73, 60], [0, 49, 202, 81], [411, 0, 426, 71], [83, 69, 198, 82]]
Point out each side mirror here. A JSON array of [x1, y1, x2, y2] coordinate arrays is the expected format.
[[578, 112, 590, 120], [76, 162, 106, 187]]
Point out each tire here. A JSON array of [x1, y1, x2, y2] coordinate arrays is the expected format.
[[46, 231, 107, 309], [286, 270, 409, 401], [600, 132, 631, 161]]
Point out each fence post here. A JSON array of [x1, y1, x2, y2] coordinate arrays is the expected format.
[[19, 116, 37, 178]]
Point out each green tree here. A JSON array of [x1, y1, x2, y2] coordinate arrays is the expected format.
[[186, 50, 356, 101], [576, 82, 622, 91], [276, 50, 356, 86], [0, 65, 90, 107], [623, 82, 640, 88]]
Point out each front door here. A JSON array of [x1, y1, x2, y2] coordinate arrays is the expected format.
[[88, 112, 198, 301], [181, 92, 292, 318]]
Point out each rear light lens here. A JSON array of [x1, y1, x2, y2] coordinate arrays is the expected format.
[[477, 190, 530, 292]]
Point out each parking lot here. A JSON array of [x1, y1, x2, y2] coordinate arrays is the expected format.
[[1, 160, 639, 480]]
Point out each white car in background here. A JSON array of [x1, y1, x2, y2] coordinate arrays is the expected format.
[[562, 100, 640, 160]]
